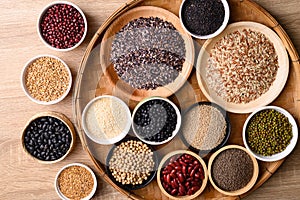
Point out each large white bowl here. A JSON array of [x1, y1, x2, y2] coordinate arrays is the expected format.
[[55, 163, 97, 200], [132, 96, 181, 145], [242, 106, 298, 162], [179, 0, 230, 39], [82, 95, 131, 145], [37, 1, 87, 51], [21, 54, 72, 105]]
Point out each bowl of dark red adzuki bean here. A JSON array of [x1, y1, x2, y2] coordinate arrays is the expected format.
[[37, 1, 87, 51], [179, 0, 230, 39], [132, 96, 181, 145], [21, 112, 75, 164], [208, 145, 259, 196], [180, 102, 231, 157], [157, 150, 208, 199]]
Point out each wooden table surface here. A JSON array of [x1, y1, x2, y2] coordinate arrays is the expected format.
[[0, 0, 299, 199]]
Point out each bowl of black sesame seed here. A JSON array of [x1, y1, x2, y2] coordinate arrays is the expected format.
[[105, 137, 158, 190], [132, 96, 181, 145], [180, 102, 231, 157], [242, 106, 298, 162], [37, 1, 87, 51], [179, 0, 230, 39], [21, 112, 76, 164]]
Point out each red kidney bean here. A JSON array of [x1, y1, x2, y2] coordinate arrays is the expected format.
[[161, 153, 205, 197]]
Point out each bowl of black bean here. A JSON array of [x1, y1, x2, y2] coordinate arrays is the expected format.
[[180, 102, 231, 157], [208, 145, 259, 196], [21, 112, 76, 164], [132, 96, 181, 145], [105, 137, 158, 190], [179, 0, 230, 39], [37, 1, 87, 51], [242, 106, 298, 162]]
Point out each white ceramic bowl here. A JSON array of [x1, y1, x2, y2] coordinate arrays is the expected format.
[[132, 96, 181, 145], [37, 1, 87, 51], [179, 0, 230, 39], [242, 106, 298, 162], [55, 163, 97, 200], [21, 54, 72, 105], [82, 95, 132, 145]]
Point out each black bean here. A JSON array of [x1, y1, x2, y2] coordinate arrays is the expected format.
[[23, 116, 72, 161]]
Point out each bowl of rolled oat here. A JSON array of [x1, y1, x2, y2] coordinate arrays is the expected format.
[[196, 21, 289, 113], [21, 55, 72, 105]]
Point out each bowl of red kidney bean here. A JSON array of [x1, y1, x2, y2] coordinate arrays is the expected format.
[[37, 1, 87, 51], [157, 150, 208, 199]]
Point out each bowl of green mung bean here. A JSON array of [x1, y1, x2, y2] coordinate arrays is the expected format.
[[242, 106, 298, 162]]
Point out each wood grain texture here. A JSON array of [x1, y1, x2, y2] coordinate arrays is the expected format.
[[0, 0, 299, 200]]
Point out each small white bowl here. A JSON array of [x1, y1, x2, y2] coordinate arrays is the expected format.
[[242, 106, 298, 162], [21, 55, 72, 105], [179, 0, 230, 39], [132, 96, 181, 145], [82, 95, 131, 145], [55, 163, 97, 200], [37, 1, 87, 51]]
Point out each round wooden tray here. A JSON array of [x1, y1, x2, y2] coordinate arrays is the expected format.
[[73, 0, 300, 199]]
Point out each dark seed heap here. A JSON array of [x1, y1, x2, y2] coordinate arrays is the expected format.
[[161, 154, 204, 196], [212, 149, 254, 191], [23, 116, 72, 161], [133, 99, 177, 142], [40, 4, 85, 49], [181, 0, 225, 36], [246, 109, 293, 156], [111, 17, 186, 90]]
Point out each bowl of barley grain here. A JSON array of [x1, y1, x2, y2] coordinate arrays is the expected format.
[[21, 55, 72, 105]]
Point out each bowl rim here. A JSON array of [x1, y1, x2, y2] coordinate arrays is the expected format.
[[242, 106, 298, 162], [21, 111, 76, 164], [156, 150, 208, 199], [105, 136, 158, 190], [54, 162, 97, 200], [208, 145, 259, 196], [131, 96, 182, 145], [179, 0, 230, 39], [37, 0, 88, 51], [179, 101, 231, 157], [21, 54, 72, 105], [81, 95, 132, 145]]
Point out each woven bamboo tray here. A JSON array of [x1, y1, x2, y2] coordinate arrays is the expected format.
[[73, 0, 300, 199]]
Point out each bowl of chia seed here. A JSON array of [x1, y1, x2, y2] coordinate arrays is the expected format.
[[208, 145, 259, 196], [242, 106, 298, 162], [132, 96, 181, 145], [179, 0, 230, 39]]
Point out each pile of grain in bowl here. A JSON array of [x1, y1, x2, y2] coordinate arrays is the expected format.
[[24, 56, 70, 102], [84, 97, 129, 140], [111, 16, 186, 90], [108, 140, 155, 185], [206, 29, 279, 104], [182, 104, 227, 151]]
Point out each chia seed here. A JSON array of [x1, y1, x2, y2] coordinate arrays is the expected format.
[[211, 148, 254, 191], [111, 17, 186, 90], [181, 0, 225, 36]]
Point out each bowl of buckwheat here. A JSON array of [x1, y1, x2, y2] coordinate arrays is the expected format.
[[21, 55, 72, 105], [105, 137, 158, 190]]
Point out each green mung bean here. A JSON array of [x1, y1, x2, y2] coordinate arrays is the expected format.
[[246, 109, 293, 156]]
